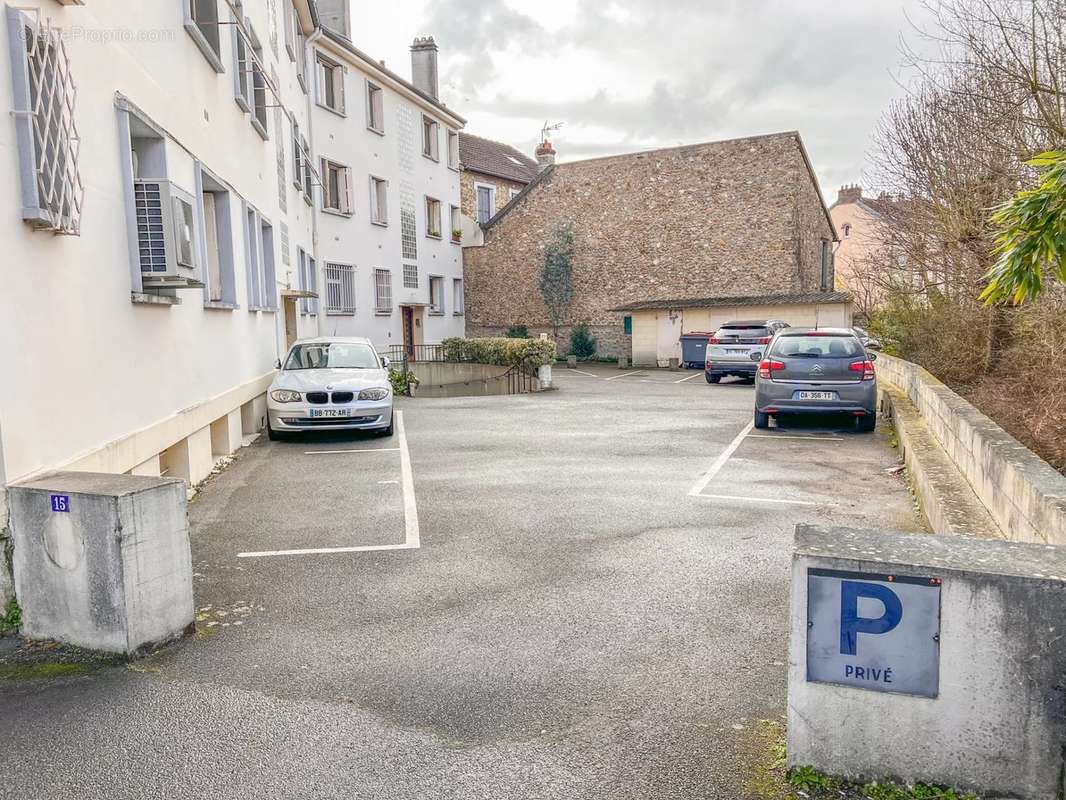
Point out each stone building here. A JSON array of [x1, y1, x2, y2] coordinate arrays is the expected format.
[[457, 133, 540, 241], [462, 131, 840, 358]]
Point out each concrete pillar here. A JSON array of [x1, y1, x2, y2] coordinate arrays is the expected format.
[[129, 454, 162, 477], [210, 409, 243, 457], [566, 356, 577, 369], [160, 427, 213, 486], [241, 395, 267, 436], [8, 472, 193, 654], [668, 358, 679, 371], [538, 365, 552, 389], [618, 356, 629, 369]]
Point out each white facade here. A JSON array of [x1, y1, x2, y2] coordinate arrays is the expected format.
[[307, 31, 466, 355], [0, 0, 466, 529]]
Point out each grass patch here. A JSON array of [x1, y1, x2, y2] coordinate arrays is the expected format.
[[786, 766, 979, 800], [0, 661, 86, 681]]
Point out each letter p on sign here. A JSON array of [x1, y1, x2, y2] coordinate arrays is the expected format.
[[839, 580, 903, 656]]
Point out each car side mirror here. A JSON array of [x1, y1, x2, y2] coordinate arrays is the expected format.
[[868, 352, 878, 361], [273, 358, 282, 370], [749, 351, 763, 362], [381, 356, 391, 369]]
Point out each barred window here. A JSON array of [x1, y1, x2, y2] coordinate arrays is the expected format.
[[374, 268, 392, 313], [324, 262, 355, 314], [402, 263, 418, 289], [8, 9, 83, 235]]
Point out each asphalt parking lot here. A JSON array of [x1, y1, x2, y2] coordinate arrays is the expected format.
[[0, 365, 922, 800]]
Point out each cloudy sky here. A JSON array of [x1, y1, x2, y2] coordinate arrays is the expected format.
[[350, 0, 935, 202]]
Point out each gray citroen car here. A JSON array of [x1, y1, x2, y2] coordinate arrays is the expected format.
[[753, 328, 878, 431]]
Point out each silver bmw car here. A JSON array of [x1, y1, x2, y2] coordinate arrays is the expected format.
[[753, 328, 878, 432], [267, 337, 394, 439]]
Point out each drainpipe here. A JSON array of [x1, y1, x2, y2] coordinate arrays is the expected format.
[[306, 27, 325, 337]]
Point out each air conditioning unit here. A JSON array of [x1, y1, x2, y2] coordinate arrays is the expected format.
[[134, 179, 203, 288]]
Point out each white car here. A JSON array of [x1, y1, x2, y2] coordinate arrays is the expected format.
[[266, 337, 394, 439]]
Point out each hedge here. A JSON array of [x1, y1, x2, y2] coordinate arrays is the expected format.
[[440, 337, 557, 368]]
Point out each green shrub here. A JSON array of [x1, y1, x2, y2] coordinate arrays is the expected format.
[[388, 368, 419, 397], [505, 324, 529, 339], [0, 598, 21, 635], [569, 322, 596, 359], [440, 337, 556, 368]]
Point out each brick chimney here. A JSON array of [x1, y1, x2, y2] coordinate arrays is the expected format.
[[316, 0, 351, 37], [837, 184, 863, 205], [535, 139, 556, 171], [410, 36, 439, 100]]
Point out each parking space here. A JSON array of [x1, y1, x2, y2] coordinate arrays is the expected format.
[[0, 366, 923, 800]]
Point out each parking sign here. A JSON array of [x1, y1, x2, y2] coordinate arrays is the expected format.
[[806, 568, 941, 698]]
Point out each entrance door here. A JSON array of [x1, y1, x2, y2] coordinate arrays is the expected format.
[[656, 310, 683, 367], [283, 296, 298, 349], [401, 306, 415, 361]]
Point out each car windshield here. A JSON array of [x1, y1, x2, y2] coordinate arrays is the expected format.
[[284, 342, 379, 370], [772, 335, 864, 359]]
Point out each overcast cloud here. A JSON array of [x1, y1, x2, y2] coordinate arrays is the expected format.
[[350, 0, 936, 200]]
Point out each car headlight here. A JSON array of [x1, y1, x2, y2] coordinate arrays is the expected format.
[[358, 387, 390, 401], [270, 389, 302, 403]]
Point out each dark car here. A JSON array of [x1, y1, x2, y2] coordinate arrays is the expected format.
[[704, 319, 790, 383], [753, 328, 878, 431]]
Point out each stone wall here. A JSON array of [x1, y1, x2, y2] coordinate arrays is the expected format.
[[460, 169, 527, 221], [462, 133, 835, 359], [878, 354, 1066, 544], [0, 489, 12, 609]]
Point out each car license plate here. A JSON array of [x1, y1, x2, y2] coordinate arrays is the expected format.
[[796, 391, 837, 401], [726, 348, 747, 354], [309, 408, 352, 418]]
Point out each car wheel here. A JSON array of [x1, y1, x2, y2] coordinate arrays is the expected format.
[[706, 374, 720, 384], [267, 422, 283, 441], [855, 412, 876, 433], [379, 420, 395, 437], [754, 409, 770, 429]]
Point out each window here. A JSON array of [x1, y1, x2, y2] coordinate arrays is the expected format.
[[370, 176, 388, 225], [316, 52, 345, 114], [9, 9, 83, 234], [366, 81, 384, 133], [300, 136, 314, 204], [185, 0, 223, 72], [244, 205, 261, 309], [623, 316, 633, 335], [475, 183, 496, 225], [295, 18, 308, 92], [421, 115, 439, 160], [324, 262, 355, 314], [249, 26, 268, 139], [450, 205, 461, 243], [428, 276, 444, 314], [447, 130, 459, 169], [233, 9, 251, 111], [374, 268, 392, 313], [298, 248, 317, 314], [261, 217, 277, 310], [283, 0, 296, 61], [198, 166, 236, 307], [842, 223, 852, 238], [403, 263, 418, 289], [321, 159, 352, 215], [452, 278, 464, 315], [425, 197, 442, 238], [400, 203, 417, 259]]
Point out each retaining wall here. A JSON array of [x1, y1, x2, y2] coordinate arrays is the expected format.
[[877, 354, 1066, 544], [408, 362, 542, 398]]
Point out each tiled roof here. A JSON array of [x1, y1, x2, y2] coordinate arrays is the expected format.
[[609, 291, 853, 312], [459, 133, 539, 183]]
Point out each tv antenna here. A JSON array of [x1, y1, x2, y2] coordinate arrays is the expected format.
[[541, 121, 564, 141]]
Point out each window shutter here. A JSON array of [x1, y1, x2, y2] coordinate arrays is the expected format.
[[336, 66, 347, 115], [341, 167, 352, 214]]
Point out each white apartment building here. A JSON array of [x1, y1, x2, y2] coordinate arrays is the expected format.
[[307, 24, 466, 355], [0, 0, 466, 602]]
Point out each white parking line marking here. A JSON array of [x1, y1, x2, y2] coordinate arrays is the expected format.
[[238, 411, 420, 559], [746, 434, 842, 441], [675, 373, 702, 383], [559, 368, 599, 378], [605, 370, 648, 381], [396, 410, 421, 549], [303, 448, 401, 455], [694, 493, 824, 507], [688, 421, 754, 497]]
